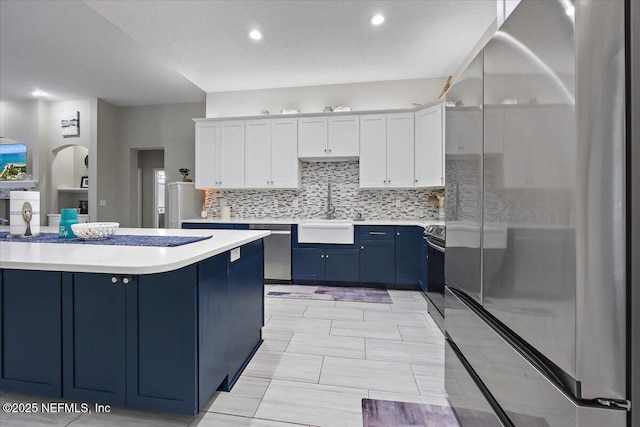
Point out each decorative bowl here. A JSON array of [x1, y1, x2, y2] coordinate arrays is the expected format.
[[71, 222, 119, 240]]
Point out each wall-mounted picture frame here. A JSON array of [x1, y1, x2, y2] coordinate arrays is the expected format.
[[62, 111, 80, 137], [80, 176, 89, 188]]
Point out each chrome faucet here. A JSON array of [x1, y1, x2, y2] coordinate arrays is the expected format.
[[326, 182, 336, 219]]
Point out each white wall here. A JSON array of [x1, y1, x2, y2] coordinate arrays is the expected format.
[[206, 78, 447, 118], [96, 99, 123, 223], [119, 102, 205, 227], [0, 99, 49, 223]]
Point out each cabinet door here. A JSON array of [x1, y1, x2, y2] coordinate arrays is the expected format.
[[0, 270, 62, 397], [293, 248, 326, 281], [63, 273, 126, 405], [227, 240, 264, 386], [298, 117, 327, 158], [360, 240, 396, 284], [195, 121, 219, 189], [445, 108, 461, 155], [328, 115, 359, 158], [245, 120, 271, 189], [270, 119, 299, 188], [325, 249, 360, 282], [386, 113, 415, 188], [415, 105, 444, 187], [359, 115, 387, 188], [198, 253, 229, 410], [127, 266, 198, 415], [395, 227, 423, 285], [219, 121, 245, 189]]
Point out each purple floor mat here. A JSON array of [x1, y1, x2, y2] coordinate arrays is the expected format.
[[362, 399, 460, 427], [266, 285, 392, 303]]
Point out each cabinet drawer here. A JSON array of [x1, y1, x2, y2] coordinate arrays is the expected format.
[[358, 226, 395, 241]]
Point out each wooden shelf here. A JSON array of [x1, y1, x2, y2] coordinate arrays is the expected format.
[[57, 187, 88, 193]]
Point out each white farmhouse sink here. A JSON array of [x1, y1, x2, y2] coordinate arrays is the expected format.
[[298, 220, 354, 244]]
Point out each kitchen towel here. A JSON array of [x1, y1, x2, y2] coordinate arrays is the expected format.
[[0, 232, 211, 247]]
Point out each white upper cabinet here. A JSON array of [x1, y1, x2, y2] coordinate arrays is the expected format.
[[359, 113, 416, 189], [194, 121, 219, 189], [327, 116, 359, 158], [245, 118, 299, 189], [386, 113, 415, 188], [218, 121, 245, 189], [194, 120, 244, 189], [415, 104, 445, 187], [298, 115, 359, 160], [269, 118, 299, 188], [298, 117, 328, 158], [359, 115, 387, 188], [245, 120, 271, 189]]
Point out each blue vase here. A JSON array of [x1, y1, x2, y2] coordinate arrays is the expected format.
[[59, 208, 78, 238]]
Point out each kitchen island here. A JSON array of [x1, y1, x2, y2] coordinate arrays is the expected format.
[[0, 227, 269, 415]]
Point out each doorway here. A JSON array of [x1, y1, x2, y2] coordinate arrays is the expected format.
[[153, 169, 165, 228], [137, 149, 164, 228]]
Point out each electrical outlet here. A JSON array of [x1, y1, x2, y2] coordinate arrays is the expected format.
[[395, 199, 402, 208], [99, 200, 107, 206], [292, 198, 299, 208]]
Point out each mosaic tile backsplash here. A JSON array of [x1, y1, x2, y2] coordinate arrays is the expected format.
[[204, 161, 441, 220]]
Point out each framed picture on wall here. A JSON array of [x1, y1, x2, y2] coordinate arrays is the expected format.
[[80, 176, 89, 188], [62, 111, 80, 137]]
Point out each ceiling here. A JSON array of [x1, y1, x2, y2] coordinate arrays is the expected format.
[[1, 0, 496, 107]]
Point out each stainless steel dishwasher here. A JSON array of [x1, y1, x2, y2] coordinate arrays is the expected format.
[[249, 224, 292, 282]]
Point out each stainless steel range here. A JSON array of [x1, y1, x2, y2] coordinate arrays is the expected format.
[[424, 225, 445, 332]]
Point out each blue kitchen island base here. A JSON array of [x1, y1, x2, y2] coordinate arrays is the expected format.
[[0, 239, 264, 415]]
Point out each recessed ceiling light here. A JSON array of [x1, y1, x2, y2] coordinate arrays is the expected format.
[[31, 90, 47, 97], [371, 14, 385, 26], [249, 30, 262, 40]]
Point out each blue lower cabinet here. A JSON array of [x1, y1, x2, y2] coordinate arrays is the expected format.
[[227, 240, 264, 388], [63, 273, 127, 405], [325, 249, 360, 282], [0, 270, 62, 397], [198, 254, 229, 410], [360, 240, 396, 284], [395, 227, 423, 285], [182, 223, 234, 229], [126, 266, 198, 415], [293, 248, 326, 281]]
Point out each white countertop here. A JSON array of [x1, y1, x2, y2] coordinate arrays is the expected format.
[[182, 218, 444, 228], [0, 226, 270, 275]]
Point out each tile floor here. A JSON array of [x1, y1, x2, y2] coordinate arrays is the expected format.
[[0, 286, 447, 427]]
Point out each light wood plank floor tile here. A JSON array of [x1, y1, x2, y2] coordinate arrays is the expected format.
[[319, 356, 419, 394], [191, 412, 308, 427], [286, 333, 365, 359], [303, 306, 363, 321], [365, 339, 443, 365], [203, 377, 271, 418], [254, 379, 367, 427], [330, 320, 402, 340], [243, 350, 323, 383], [263, 316, 331, 335]]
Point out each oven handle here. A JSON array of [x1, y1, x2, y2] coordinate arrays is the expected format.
[[427, 240, 445, 253]]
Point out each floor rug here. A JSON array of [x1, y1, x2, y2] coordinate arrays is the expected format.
[[266, 285, 392, 303], [362, 399, 460, 427]]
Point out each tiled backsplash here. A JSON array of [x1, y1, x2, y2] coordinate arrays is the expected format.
[[204, 161, 441, 220]]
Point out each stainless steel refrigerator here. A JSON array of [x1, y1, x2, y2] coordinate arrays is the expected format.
[[444, 0, 638, 426]]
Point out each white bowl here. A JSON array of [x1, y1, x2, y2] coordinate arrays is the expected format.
[[71, 222, 119, 240]]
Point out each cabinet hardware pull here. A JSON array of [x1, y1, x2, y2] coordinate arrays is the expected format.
[[415, 179, 418, 183], [321, 254, 325, 258], [111, 276, 118, 283], [369, 232, 386, 235], [324, 149, 327, 152], [122, 277, 130, 284], [397, 232, 400, 236], [360, 246, 365, 250], [328, 149, 332, 153], [326, 255, 329, 258]]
